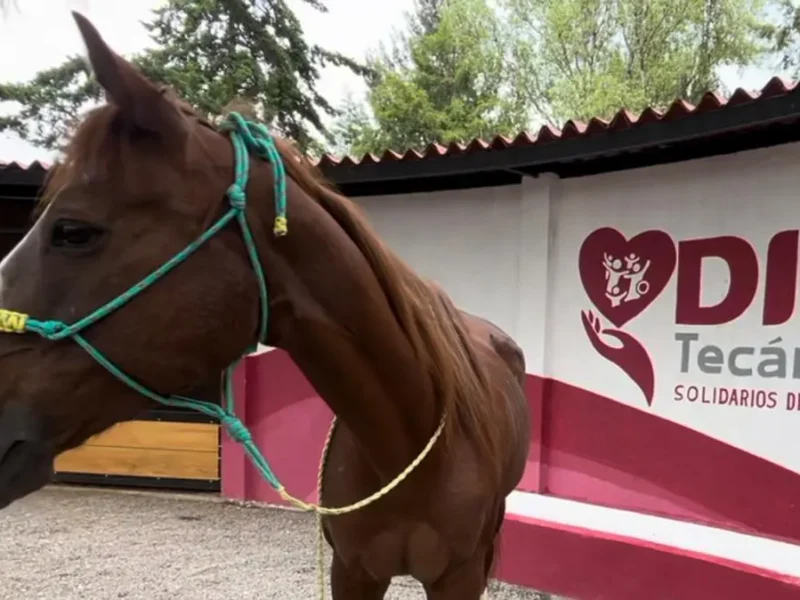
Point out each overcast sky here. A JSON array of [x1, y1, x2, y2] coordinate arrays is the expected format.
[[0, 0, 783, 164]]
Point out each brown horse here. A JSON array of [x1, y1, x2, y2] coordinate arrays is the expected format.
[[0, 13, 530, 599]]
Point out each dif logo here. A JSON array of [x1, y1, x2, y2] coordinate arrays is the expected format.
[[578, 228, 799, 405]]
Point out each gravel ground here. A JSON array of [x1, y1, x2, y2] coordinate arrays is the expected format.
[[0, 485, 550, 600]]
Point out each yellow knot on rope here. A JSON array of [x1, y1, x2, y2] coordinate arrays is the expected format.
[[273, 216, 288, 236], [0, 309, 28, 333]]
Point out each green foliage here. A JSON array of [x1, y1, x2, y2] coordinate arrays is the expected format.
[[0, 0, 368, 151], [503, 0, 773, 124], [331, 0, 530, 157], [0, 57, 98, 149], [333, 0, 773, 157], [762, 0, 800, 76]]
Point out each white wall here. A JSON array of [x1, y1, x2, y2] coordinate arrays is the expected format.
[[357, 142, 800, 478], [554, 142, 800, 474], [357, 184, 524, 339]]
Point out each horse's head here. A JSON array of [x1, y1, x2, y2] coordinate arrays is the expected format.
[[0, 13, 264, 508]]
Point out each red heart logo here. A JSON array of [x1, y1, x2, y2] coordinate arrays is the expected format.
[[579, 228, 676, 327]]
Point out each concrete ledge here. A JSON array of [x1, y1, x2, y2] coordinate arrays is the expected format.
[[496, 513, 800, 600]]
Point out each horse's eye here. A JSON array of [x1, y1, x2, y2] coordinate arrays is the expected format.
[[51, 219, 104, 250]]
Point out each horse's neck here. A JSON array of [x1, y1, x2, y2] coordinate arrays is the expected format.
[[258, 184, 439, 478]]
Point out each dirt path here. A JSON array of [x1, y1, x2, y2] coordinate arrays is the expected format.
[[0, 485, 548, 599]]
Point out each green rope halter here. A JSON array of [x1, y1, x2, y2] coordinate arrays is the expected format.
[[3, 112, 289, 491]]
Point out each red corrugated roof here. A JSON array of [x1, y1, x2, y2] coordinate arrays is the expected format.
[[0, 76, 797, 173], [316, 76, 799, 168], [0, 160, 50, 172]]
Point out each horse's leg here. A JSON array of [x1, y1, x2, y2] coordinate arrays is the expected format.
[[479, 535, 500, 600], [479, 503, 506, 600], [423, 547, 489, 600], [330, 552, 390, 600]]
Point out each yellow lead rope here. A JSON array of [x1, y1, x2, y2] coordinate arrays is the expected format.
[[275, 412, 447, 599]]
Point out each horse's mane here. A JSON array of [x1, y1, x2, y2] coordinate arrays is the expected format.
[[267, 136, 504, 481], [37, 95, 506, 482]]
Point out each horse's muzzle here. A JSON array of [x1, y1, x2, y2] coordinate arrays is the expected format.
[[0, 403, 53, 510]]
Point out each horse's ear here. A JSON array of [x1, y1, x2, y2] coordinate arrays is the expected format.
[[71, 11, 187, 142]]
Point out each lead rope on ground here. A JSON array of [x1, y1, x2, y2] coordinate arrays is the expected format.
[[0, 112, 447, 600]]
